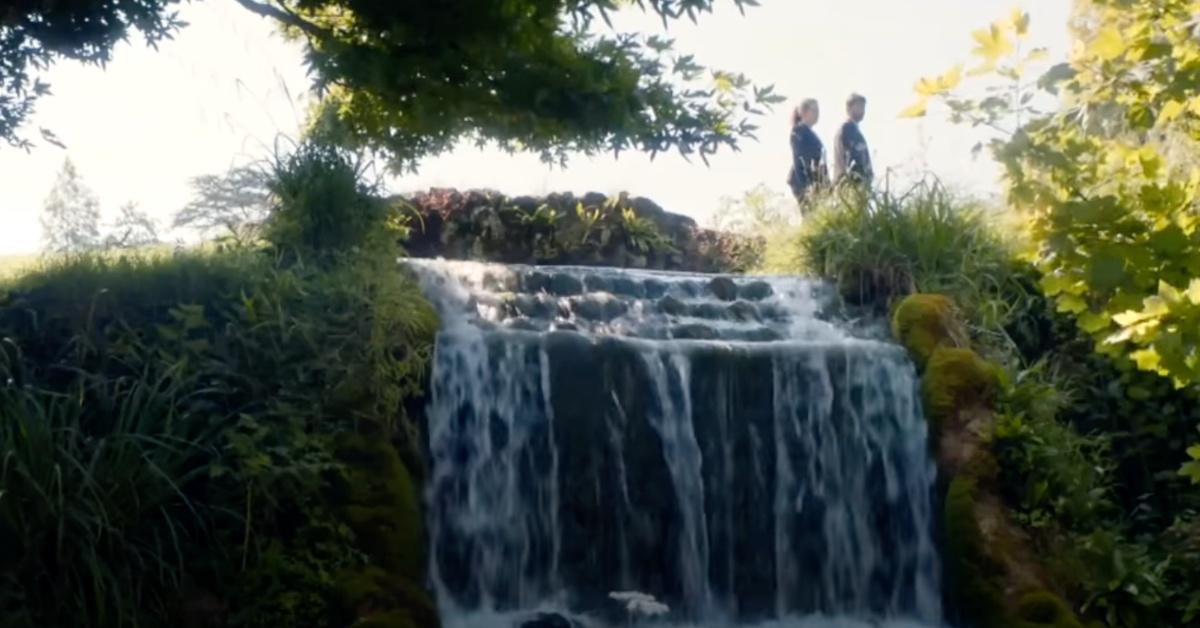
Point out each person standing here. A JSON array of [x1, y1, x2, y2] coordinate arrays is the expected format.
[[834, 93, 873, 185], [786, 98, 828, 204]]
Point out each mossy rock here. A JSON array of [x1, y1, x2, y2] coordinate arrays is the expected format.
[[330, 434, 425, 582], [336, 567, 440, 628], [891, 294, 966, 369], [352, 610, 420, 628], [1012, 590, 1084, 628], [922, 347, 999, 429], [944, 477, 1007, 628]]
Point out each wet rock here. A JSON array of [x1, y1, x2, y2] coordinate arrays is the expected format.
[[743, 327, 783, 342], [482, 271, 517, 292], [739, 280, 773, 301], [727, 300, 761, 322], [513, 295, 556, 319], [506, 317, 542, 331], [674, 281, 701, 298], [657, 295, 686, 316], [516, 613, 582, 628], [522, 271, 551, 293], [583, 274, 613, 293], [549, 273, 584, 296], [609, 276, 645, 298], [572, 296, 628, 322], [672, 323, 718, 340], [707, 277, 738, 301], [694, 302, 727, 320], [644, 279, 668, 299]]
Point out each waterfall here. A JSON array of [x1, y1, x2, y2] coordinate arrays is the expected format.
[[413, 259, 942, 628]]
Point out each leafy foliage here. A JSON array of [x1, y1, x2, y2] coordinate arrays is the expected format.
[[0, 247, 437, 628], [795, 181, 1037, 359], [262, 140, 404, 257], [0, 0, 185, 149], [3, 0, 782, 163], [905, 3, 1200, 391], [41, 157, 102, 254]]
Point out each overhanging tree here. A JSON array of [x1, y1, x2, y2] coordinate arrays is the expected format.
[[2, 0, 783, 165]]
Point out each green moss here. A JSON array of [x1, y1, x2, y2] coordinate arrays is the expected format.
[[1013, 590, 1084, 628], [352, 610, 419, 628], [923, 347, 1000, 428], [944, 476, 1007, 628], [891, 293, 966, 369], [336, 567, 439, 628], [331, 434, 425, 582]]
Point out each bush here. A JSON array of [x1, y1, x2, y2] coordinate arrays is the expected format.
[[794, 181, 1038, 360], [0, 249, 437, 628], [264, 141, 405, 257]]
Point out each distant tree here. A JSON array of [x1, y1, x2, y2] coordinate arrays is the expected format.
[[41, 158, 101, 253], [104, 202, 161, 249], [174, 166, 272, 243], [2, 1, 782, 166]]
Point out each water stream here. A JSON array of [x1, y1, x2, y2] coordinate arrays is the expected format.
[[411, 260, 942, 628]]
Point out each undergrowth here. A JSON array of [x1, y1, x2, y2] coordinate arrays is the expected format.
[[0, 141, 440, 628]]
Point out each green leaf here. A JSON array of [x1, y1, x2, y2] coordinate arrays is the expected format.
[[1078, 310, 1111, 333], [1090, 27, 1125, 61], [1130, 347, 1162, 372], [1057, 293, 1088, 314], [1187, 278, 1200, 305]]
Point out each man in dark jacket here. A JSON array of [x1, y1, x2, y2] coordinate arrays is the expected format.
[[787, 98, 828, 203], [834, 93, 873, 186]]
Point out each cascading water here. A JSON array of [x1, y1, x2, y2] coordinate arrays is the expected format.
[[411, 259, 942, 628]]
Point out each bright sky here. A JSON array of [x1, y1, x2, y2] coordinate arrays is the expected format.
[[0, 0, 1073, 255]]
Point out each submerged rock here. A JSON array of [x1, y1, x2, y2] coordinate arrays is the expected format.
[[706, 276, 739, 301], [738, 280, 773, 301], [515, 612, 582, 628]]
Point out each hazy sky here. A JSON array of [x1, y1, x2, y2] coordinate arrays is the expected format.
[[0, 0, 1072, 255]]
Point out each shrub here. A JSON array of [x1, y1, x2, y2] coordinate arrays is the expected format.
[[794, 181, 1038, 360], [264, 141, 405, 258], [0, 249, 437, 627]]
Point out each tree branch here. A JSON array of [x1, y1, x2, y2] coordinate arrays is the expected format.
[[231, 0, 328, 40]]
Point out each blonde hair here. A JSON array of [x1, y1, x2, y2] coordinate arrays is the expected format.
[[791, 98, 819, 126]]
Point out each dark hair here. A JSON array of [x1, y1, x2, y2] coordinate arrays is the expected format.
[[846, 93, 866, 111]]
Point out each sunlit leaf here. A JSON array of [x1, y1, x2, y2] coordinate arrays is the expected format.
[[972, 24, 1014, 62], [1131, 347, 1163, 372], [899, 99, 929, 118], [1090, 26, 1125, 61], [1010, 9, 1030, 37]]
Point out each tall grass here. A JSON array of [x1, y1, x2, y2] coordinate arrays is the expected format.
[[0, 341, 221, 627], [0, 208, 436, 627], [792, 181, 1041, 358]]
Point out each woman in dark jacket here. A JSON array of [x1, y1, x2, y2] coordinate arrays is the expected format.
[[787, 98, 829, 204]]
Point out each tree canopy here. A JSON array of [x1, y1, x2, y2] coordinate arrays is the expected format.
[[1, 0, 782, 165]]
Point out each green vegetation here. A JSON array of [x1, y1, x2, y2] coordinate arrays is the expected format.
[[2, 0, 782, 164], [0, 144, 439, 628], [907, 2, 1200, 390], [785, 152, 1198, 627]]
